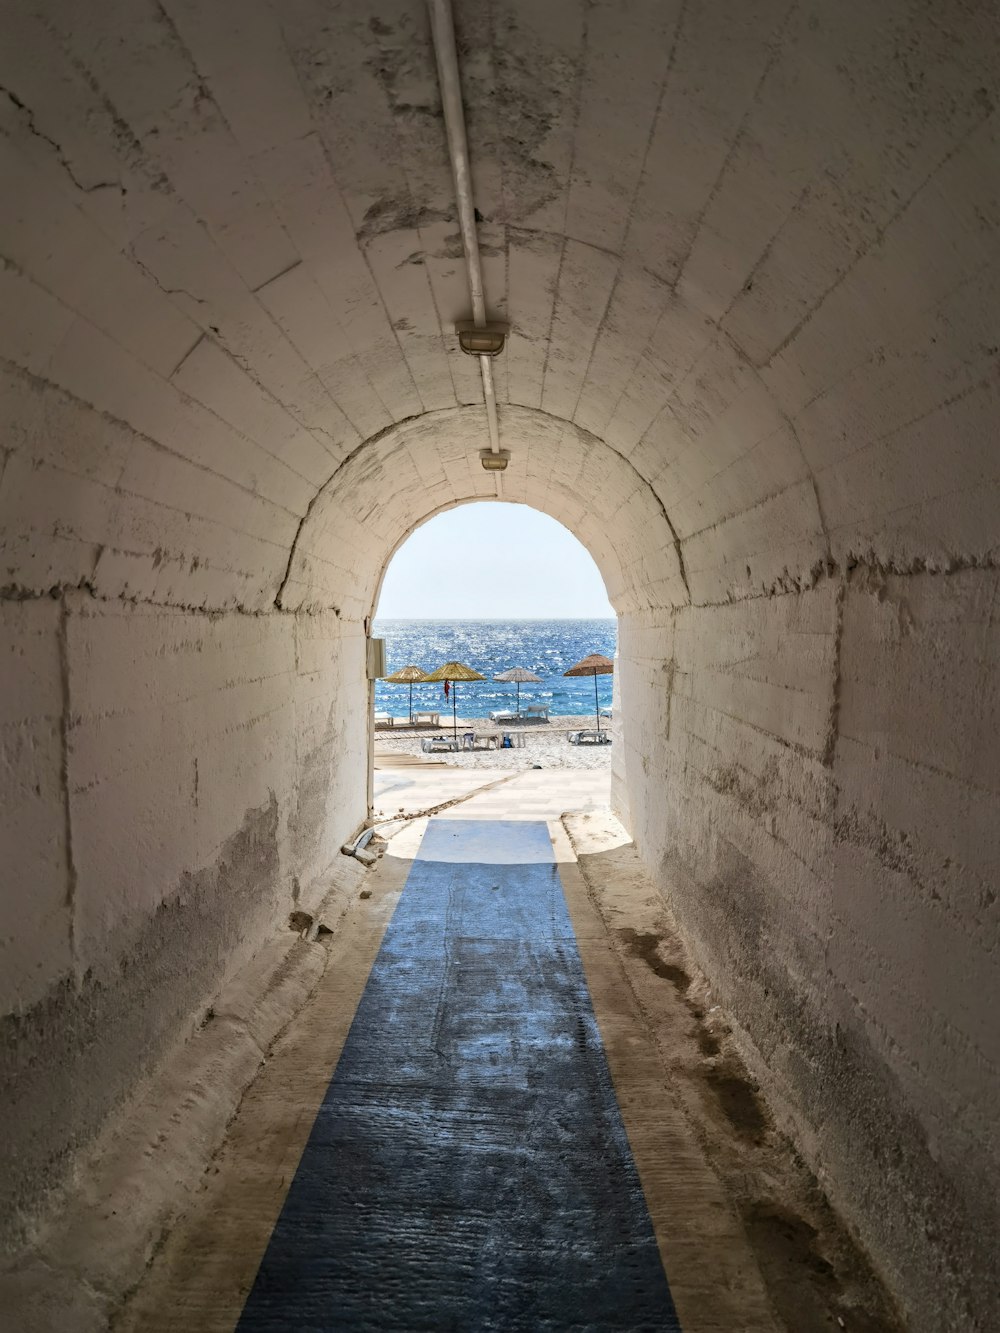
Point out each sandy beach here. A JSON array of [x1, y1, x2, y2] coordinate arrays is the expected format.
[[374, 714, 614, 771]]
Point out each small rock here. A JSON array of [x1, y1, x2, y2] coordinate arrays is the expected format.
[[359, 889, 373, 900]]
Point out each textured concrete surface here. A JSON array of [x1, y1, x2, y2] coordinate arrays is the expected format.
[[617, 568, 1000, 1331], [115, 843, 414, 1333], [237, 819, 679, 1331], [116, 806, 901, 1332], [1, 1, 998, 1326], [0, 597, 367, 1253], [0, 851, 375, 1333]]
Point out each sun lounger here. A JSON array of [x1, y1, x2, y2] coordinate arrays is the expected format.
[[411, 710, 441, 726], [462, 731, 501, 751], [599, 708, 612, 719], [421, 735, 461, 753], [567, 729, 612, 745], [373, 712, 395, 727], [524, 703, 549, 720], [489, 709, 518, 723]]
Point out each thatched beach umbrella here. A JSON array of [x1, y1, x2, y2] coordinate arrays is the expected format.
[[382, 664, 428, 722], [423, 660, 485, 741], [494, 666, 542, 715], [563, 652, 614, 733]]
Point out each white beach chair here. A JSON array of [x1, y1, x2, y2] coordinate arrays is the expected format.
[[373, 712, 395, 727], [489, 709, 518, 723], [524, 703, 549, 720], [421, 735, 460, 753], [501, 732, 526, 749], [411, 710, 441, 726]]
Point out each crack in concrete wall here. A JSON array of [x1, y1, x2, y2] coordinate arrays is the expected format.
[[56, 596, 78, 985], [2, 86, 123, 194], [822, 579, 845, 768]]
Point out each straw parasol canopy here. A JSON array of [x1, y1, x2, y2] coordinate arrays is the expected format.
[[382, 664, 428, 721], [563, 652, 614, 733], [423, 660, 486, 740], [494, 666, 542, 715]]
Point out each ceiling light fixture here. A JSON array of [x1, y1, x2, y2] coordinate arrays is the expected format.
[[480, 449, 510, 472], [456, 321, 508, 357]]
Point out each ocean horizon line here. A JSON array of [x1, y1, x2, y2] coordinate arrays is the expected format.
[[374, 618, 616, 720]]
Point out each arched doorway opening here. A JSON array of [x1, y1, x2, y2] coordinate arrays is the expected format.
[[368, 501, 620, 819], [276, 402, 688, 851]]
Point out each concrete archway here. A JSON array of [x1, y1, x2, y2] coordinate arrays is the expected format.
[[1, 0, 998, 1326], [280, 405, 683, 620]]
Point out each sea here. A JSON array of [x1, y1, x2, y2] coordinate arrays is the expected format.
[[373, 619, 617, 720]]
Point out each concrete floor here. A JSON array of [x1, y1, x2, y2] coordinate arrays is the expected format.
[[241, 816, 680, 1330], [118, 765, 901, 1332]]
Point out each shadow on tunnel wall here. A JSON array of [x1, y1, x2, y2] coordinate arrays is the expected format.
[[618, 569, 1000, 1332], [0, 601, 368, 1256], [0, 795, 282, 1249]]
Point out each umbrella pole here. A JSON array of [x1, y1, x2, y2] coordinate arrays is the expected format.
[[516, 680, 520, 715], [453, 683, 458, 742], [594, 670, 600, 733]]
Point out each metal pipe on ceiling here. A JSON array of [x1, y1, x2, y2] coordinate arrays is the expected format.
[[426, 0, 504, 496]]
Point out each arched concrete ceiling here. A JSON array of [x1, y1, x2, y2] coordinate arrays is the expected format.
[[278, 405, 688, 617], [1, 0, 998, 613]]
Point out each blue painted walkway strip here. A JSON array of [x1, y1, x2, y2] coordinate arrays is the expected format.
[[238, 819, 681, 1331]]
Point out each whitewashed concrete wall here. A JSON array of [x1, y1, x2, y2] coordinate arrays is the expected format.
[[1, 0, 999, 1326], [0, 596, 365, 1247], [618, 568, 1000, 1331]]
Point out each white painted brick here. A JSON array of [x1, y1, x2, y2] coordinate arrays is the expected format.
[[564, 0, 682, 252], [158, 0, 313, 155], [541, 241, 620, 422], [573, 266, 671, 441], [356, 227, 457, 415], [0, 142, 201, 379], [0, 364, 132, 489], [506, 230, 563, 410], [254, 258, 411, 437], [170, 336, 337, 486]]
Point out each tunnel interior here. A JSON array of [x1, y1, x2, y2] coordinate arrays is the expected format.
[[1, 1, 999, 1329]]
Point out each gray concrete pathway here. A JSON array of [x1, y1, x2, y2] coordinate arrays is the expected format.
[[118, 779, 896, 1332]]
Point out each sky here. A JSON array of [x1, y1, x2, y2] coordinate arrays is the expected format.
[[376, 502, 614, 619]]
